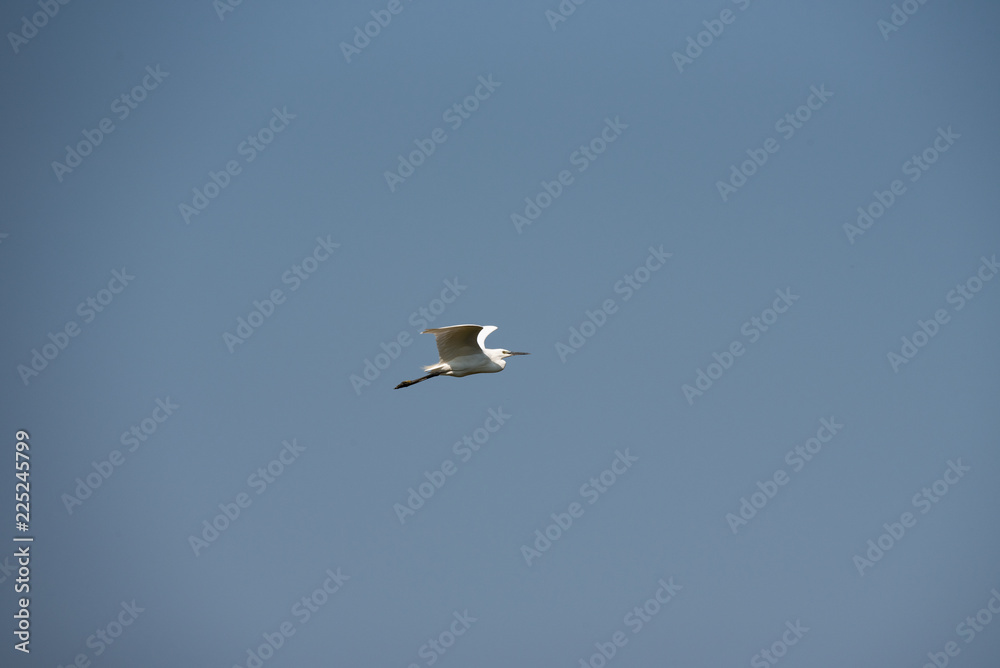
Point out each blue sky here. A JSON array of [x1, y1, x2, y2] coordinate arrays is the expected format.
[[1, 1, 999, 666]]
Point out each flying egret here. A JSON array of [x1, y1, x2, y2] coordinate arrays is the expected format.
[[394, 324, 529, 389]]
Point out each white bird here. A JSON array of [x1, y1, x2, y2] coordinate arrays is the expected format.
[[395, 324, 529, 389]]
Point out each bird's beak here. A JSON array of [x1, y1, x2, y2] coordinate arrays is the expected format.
[[508, 352, 530, 356]]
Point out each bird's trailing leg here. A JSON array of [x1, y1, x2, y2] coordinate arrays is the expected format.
[[394, 371, 442, 389]]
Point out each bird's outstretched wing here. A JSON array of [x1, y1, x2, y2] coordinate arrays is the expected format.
[[423, 324, 497, 361]]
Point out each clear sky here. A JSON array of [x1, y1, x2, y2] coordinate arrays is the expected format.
[[1, 1, 999, 666]]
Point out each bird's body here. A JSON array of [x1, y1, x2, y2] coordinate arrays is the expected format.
[[395, 324, 528, 389]]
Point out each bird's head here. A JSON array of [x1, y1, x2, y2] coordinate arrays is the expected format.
[[489, 349, 530, 368]]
